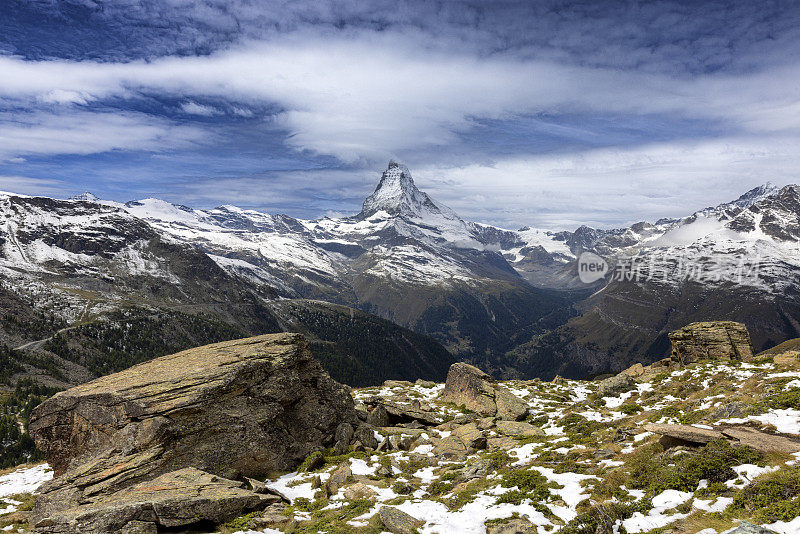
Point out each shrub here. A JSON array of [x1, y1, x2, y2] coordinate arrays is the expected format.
[[617, 403, 642, 415], [629, 440, 762, 494], [729, 467, 800, 523]]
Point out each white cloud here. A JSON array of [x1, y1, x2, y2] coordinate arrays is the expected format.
[[0, 30, 798, 163], [0, 110, 206, 160], [414, 135, 800, 229], [180, 101, 221, 116], [0, 175, 70, 197]]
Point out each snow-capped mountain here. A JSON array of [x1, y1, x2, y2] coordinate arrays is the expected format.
[[1, 161, 800, 379]]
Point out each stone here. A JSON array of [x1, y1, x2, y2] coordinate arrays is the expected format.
[[620, 363, 645, 378], [335, 422, 355, 444], [597, 373, 635, 397], [384, 380, 414, 388], [301, 451, 325, 472], [440, 362, 527, 420], [433, 436, 468, 460], [495, 421, 545, 438], [343, 483, 378, 501], [367, 404, 390, 427], [721, 427, 800, 454], [31, 467, 280, 534], [774, 351, 800, 365], [727, 521, 778, 534], [451, 423, 486, 449], [669, 321, 754, 365], [28, 334, 355, 532], [356, 425, 379, 449], [325, 463, 352, 496], [379, 505, 424, 534], [592, 449, 615, 460], [377, 400, 442, 426], [258, 503, 292, 527], [494, 387, 529, 421], [415, 379, 436, 388], [441, 362, 497, 414], [486, 518, 538, 534], [461, 460, 490, 481], [644, 423, 724, 445], [713, 402, 748, 420]]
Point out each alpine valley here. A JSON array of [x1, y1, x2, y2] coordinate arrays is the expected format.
[[1, 161, 800, 389]]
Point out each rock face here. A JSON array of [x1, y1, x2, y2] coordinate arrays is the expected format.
[[669, 321, 754, 364], [441, 363, 528, 420], [28, 333, 357, 533]]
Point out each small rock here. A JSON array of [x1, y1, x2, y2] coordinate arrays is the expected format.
[[259, 503, 291, 527], [433, 435, 468, 460], [441, 362, 497, 415], [486, 518, 538, 534], [326, 463, 352, 495], [301, 451, 325, 471], [452, 422, 486, 449], [376, 465, 393, 478], [335, 422, 355, 444], [494, 387, 529, 421], [379, 505, 425, 534], [343, 482, 378, 501], [415, 379, 436, 388], [495, 420, 545, 437], [356, 425, 379, 449], [453, 413, 480, 425], [597, 373, 635, 397], [462, 460, 490, 481], [367, 405, 390, 427], [728, 521, 778, 534], [384, 380, 414, 388], [592, 449, 615, 460]]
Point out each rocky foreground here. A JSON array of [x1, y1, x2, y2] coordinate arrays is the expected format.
[[1, 322, 800, 533]]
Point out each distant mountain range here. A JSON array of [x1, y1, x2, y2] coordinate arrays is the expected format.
[[1, 161, 799, 382]]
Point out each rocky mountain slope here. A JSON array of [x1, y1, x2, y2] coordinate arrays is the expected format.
[[2, 323, 800, 533], [2, 162, 800, 381]]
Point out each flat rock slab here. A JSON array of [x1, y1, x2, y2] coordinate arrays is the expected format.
[[721, 427, 800, 454], [644, 424, 724, 444], [32, 468, 279, 534]]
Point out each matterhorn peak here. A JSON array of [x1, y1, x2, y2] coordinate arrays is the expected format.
[[360, 161, 426, 218]]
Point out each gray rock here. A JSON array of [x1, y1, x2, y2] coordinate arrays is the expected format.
[[379, 505, 424, 534], [367, 404, 390, 427], [495, 421, 545, 438], [32, 468, 279, 534], [669, 321, 754, 364], [441, 362, 528, 420], [597, 373, 635, 397], [486, 518, 538, 533], [28, 334, 355, 532], [356, 425, 379, 449], [644, 423, 724, 445], [325, 463, 352, 496], [728, 521, 778, 534]]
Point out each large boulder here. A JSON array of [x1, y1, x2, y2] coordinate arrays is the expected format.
[[29, 333, 357, 533], [668, 321, 754, 365], [440, 363, 528, 420], [31, 468, 282, 534]]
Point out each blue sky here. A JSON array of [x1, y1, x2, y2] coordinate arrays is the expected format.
[[1, 0, 800, 229]]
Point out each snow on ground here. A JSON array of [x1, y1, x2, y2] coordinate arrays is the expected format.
[[0, 464, 52, 499]]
